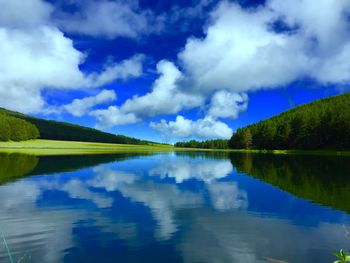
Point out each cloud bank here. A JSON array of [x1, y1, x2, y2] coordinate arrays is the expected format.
[[2, 0, 350, 140], [0, 0, 143, 114], [88, 0, 350, 139], [150, 116, 233, 139]]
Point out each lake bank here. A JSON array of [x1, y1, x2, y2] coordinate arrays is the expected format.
[[227, 148, 350, 156], [0, 139, 349, 156], [0, 139, 176, 155]]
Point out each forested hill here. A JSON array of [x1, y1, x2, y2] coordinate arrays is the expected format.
[[174, 92, 350, 150], [230, 92, 350, 150], [0, 108, 154, 145], [0, 113, 39, 141]]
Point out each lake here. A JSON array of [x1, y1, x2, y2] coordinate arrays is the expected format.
[[0, 151, 349, 263]]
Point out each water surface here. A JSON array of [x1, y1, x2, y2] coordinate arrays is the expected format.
[[0, 152, 349, 263]]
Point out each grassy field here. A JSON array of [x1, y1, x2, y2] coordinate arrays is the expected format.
[[0, 139, 349, 156], [0, 139, 177, 155]]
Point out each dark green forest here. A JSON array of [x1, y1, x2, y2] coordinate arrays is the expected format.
[[0, 113, 40, 141], [175, 139, 229, 149], [175, 92, 350, 150], [230, 92, 350, 150], [0, 108, 155, 145]]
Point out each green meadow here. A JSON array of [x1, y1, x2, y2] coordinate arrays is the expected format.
[[0, 139, 176, 155], [0, 139, 349, 157]]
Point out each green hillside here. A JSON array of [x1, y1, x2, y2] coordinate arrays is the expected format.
[[0, 113, 39, 141], [0, 108, 154, 145], [174, 92, 350, 150], [230, 92, 350, 150]]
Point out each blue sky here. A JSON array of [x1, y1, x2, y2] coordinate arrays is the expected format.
[[0, 0, 349, 143]]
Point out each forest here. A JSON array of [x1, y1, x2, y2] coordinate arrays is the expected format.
[[175, 139, 229, 149], [175, 92, 350, 150], [0, 113, 40, 141], [230, 92, 350, 150], [0, 108, 155, 145]]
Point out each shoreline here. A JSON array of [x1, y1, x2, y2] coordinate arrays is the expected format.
[[0, 139, 349, 156]]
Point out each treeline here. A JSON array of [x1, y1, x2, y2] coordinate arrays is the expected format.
[[0, 108, 156, 145], [0, 113, 40, 141], [230, 92, 350, 150], [174, 92, 350, 150], [175, 139, 229, 149]]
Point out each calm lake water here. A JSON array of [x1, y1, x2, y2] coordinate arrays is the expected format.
[[0, 152, 349, 263]]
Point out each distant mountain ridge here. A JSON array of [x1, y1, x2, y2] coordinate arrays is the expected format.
[[0, 107, 156, 145]]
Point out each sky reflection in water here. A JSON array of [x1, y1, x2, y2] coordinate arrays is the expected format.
[[0, 152, 349, 263]]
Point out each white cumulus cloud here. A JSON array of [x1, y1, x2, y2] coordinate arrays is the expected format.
[[90, 106, 140, 128], [148, 0, 350, 138], [179, 0, 350, 93], [208, 91, 248, 119], [0, 0, 144, 114], [150, 115, 233, 139], [91, 60, 204, 127], [63, 90, 117, 117]]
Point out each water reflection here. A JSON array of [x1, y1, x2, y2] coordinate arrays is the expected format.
[[0, 152, 349, 263], [149, 155, 233, 183], [230, 153, 350, 213], [0, 153, 38, 184]]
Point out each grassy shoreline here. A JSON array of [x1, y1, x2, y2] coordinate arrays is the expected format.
[[226, 148, 350, 156], [0, 139, 176, 155], [0, 139, 349, 156]]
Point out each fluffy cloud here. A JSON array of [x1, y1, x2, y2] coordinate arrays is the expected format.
[[82, 55, 144, 87], [91, 0, 350, 139], [54, 0, 154, 39], [179, 0, 350, 93], [3, 0, 350, 139], [64, 90, 117, 117], [150, 115, 233, 139], [121, 61, 203, 118], [91, 60, 204, 127], [147, 0, 350, 138], [0, 0, 143, 114], [90, 106, 140, 128], [208, 91, 248, 119], [178, 2, 305, 93]]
